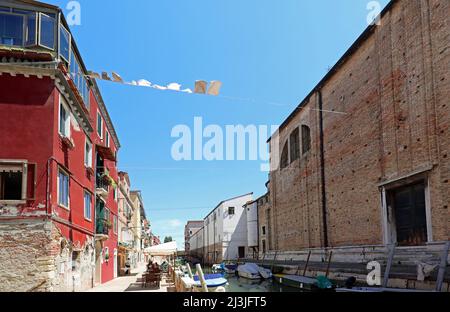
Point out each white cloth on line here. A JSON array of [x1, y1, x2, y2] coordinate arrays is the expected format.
[[167, 83, 181, 91], [137, 79, 152, 87], [207, 80, 222, 96]]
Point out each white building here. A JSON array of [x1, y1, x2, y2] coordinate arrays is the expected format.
[[244, 200, 259, 259], [189, 193, 253, 264]]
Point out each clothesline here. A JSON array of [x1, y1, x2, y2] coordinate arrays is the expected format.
[[85, 70, 222, 96], [0, 62, 347, 113]]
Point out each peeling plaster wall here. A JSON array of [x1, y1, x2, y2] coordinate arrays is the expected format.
[[0, 219, 94, 292]]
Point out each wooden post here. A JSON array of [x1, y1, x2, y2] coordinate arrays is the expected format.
[[325, 251, 333, 278], [186, 263, 194, 279], [302, 251, 312, 276], [435, 241, 450, 292], [196, 264, 208, 293], [271, 251, 278, 272], [382, 244, 396, 288], [261, 253, 266, 267]]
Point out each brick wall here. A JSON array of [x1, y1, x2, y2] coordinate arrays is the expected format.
[[268, 0, 449, 251]]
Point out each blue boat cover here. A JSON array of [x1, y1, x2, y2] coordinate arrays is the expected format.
[[193, 277, 228, 288], [193, 273, 224, 281]]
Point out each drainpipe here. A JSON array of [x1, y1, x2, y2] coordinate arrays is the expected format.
[[317, 89, 329, 248]]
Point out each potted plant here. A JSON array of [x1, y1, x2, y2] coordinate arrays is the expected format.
[[104, 248, 110, 263]]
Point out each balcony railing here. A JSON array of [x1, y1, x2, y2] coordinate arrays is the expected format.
[[96, 174, 109, 192], [96, 218, 110, 236]]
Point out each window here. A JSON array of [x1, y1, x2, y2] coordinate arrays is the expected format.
[[280, 142, 289, 169], [104, 207, 110, 222], [69, 50, 90, 110], [301, 125, 311, 154], [113, 215, 118, 234], [289, 128, 300, 162], [58, 169, 69, 208], [84, 191, 92, 220], [39, 13, 55, 49], [0, 162, 25, 201], [59, 98, 70, 138], [59, 25, 70, 62], [105, 131, 110, 147], [228, 207, 235, 215], [85, 138, 92, 168], [262, 226, 266, 235], [97, 111, 103, 138], [0, 9, 36, 46], [72, 251, 80, 271]]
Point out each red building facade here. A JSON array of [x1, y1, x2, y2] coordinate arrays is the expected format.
[[0, 0, 120, 291]]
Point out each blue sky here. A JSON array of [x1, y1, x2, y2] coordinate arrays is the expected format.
[[47, 0, 389, 248]]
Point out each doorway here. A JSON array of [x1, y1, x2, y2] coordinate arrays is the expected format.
[[94, 242, 102, 285], [238, 246, 245, 259], [386, 181, 428, 246], [113, 249, 118, 279]]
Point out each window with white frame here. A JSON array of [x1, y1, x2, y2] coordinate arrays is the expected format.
[[0, 8, 37, 46], [39, 13, 55, 50], [59, 98, 70, 138], [84, 191, 92, 220], [105, 131, 110, 147], [113, 215, 118, 234], [59, 24, 70, 62], [97, 111, 103, 138], [84, 138, 92, 168], [0, 161, 27, 201], [58, 169, 70, 208]]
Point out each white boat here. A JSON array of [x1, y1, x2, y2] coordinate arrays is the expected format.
[[237, 263, 272, 280], [258, 266, 273, 279], [192, 273, 228, 292]]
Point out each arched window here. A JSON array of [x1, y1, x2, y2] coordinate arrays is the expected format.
[[301, 125, 311, 154], [280, 142, 289, 169], [289, 128, 300, 163]]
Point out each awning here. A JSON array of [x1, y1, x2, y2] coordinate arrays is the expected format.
[[96, 144, 116, 162], [144, 241, 177, 256]]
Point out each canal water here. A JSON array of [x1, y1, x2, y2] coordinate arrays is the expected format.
[[225, 274, 299, 292], [198, 267, 299, 292]]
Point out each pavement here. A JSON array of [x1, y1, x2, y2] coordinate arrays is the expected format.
[[87, 265, 176, 292]]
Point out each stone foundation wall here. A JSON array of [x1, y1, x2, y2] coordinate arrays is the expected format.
[[0, 219, 95, 292]]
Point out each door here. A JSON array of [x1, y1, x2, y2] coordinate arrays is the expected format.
[[389, 182, 427, 246], [94, 242, 102, 285], [113, 249, 118, 278], [238, 246, 245, 259]]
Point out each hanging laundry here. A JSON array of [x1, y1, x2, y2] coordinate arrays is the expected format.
[[112, 72, 124, 83], [87, 71, 101, 79], [153, 84, 168, 90], [167, 83, 181, 91], [207, 80, 222, 96], [137, 79, 152, 87], [194, 80, 207, 94], [101, 72, 111, 81]]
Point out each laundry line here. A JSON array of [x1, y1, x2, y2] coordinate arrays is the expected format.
[[84, 70, 222, 96], [0, 62, 347, 113]]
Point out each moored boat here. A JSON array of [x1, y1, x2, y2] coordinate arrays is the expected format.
[[237, 263, 273, 280], [192, 273, 228, 291]]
